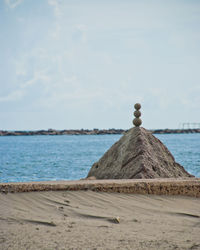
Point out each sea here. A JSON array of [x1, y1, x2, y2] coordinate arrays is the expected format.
[[0, 133, 199, 183]]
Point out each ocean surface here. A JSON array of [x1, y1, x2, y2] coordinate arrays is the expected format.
[[0, 133, 199, 183]]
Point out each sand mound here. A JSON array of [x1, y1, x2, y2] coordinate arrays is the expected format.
[[87, 127, 193, 179]]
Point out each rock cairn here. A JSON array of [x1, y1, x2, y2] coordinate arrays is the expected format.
[[87, 103, 194, 179], [133, 103, 142, 127]]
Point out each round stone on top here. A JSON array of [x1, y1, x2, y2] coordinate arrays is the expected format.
[[134, 103, 141, 110]]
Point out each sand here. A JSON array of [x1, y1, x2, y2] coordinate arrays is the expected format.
[[1, 178, 200, 197], [0, 189, 200, 250]]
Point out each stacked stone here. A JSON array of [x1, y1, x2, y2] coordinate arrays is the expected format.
[[133, 103, 142, 127], [87, 102, 193, 179]]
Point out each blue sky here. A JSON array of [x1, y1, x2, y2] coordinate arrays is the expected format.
[[0, 0, 200, 130]]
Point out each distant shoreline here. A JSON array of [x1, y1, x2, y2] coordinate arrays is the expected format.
[[0, 128, 200, 136]]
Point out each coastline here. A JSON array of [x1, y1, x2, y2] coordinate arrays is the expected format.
[[0, 128, 200, 136]]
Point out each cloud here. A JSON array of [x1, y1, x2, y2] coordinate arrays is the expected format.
[[48, 0, 63, 40], [15, 61, 26, 76], [0, 89, 25, 102], [4, 0, 23, 8], [50, 22, 61, 40], [48, 0, 62, 18], [20, 70, 50, 89], [75, 24, 88, 43]]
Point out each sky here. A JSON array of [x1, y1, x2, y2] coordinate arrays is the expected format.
[[0, 0, 200, 130]]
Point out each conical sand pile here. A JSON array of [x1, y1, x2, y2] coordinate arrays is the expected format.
[[87, 104, 193, 179]]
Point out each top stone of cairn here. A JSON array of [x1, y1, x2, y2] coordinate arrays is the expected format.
[[133, 103, 142, 127], [134, 103, 141, 110]]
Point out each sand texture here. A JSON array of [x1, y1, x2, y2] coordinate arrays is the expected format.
[[0, 190, 200, 250], [0, 178, 200, 197]]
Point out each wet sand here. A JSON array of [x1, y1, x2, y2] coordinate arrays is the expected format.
[[0, 188, 200, 249]]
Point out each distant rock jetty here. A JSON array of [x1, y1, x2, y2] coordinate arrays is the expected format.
[[0, 128, 125, 136], [0, 128, 200, 136], [152, 128, 200, 134]]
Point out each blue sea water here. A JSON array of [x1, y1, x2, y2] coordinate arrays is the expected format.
[[0, 133, 199, 183]]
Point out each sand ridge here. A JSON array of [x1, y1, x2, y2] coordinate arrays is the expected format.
[[0, 178, 200, 197], [0, 190, 200, 249]]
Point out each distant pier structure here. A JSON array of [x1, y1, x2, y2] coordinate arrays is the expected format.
[[179, 123, 200, 129]]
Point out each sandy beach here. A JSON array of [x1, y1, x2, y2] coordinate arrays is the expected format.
[[0, 180, 200, 250]]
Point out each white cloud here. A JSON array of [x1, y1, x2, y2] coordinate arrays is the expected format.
[[4, 0, 23, 8], [38, 85, 103, 109], [48, 0, 62, 18], [0, 89, 25, 102], [20, 70, 50, 89], [15, 61, 26, 76], [50, 22, 61, 40], [48, 0, 63, 40], [75, 24, 88, 43], [0, 69, 50, 103]]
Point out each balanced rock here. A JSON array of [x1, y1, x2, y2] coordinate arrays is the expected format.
[[133, 103, 142, 127], [87, 127, 193, 179]]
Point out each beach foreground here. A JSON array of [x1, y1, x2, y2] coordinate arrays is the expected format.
[[0, 182, 200, 250]]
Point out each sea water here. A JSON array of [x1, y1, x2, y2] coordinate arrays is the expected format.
[[0, 133, 199, 183]]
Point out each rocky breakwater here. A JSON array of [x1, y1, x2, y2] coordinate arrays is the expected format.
[[87, 103, 194, 179], [0, 128, 125, 136], [152, 128, 200, 134], [0, 128, 200, 136]]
